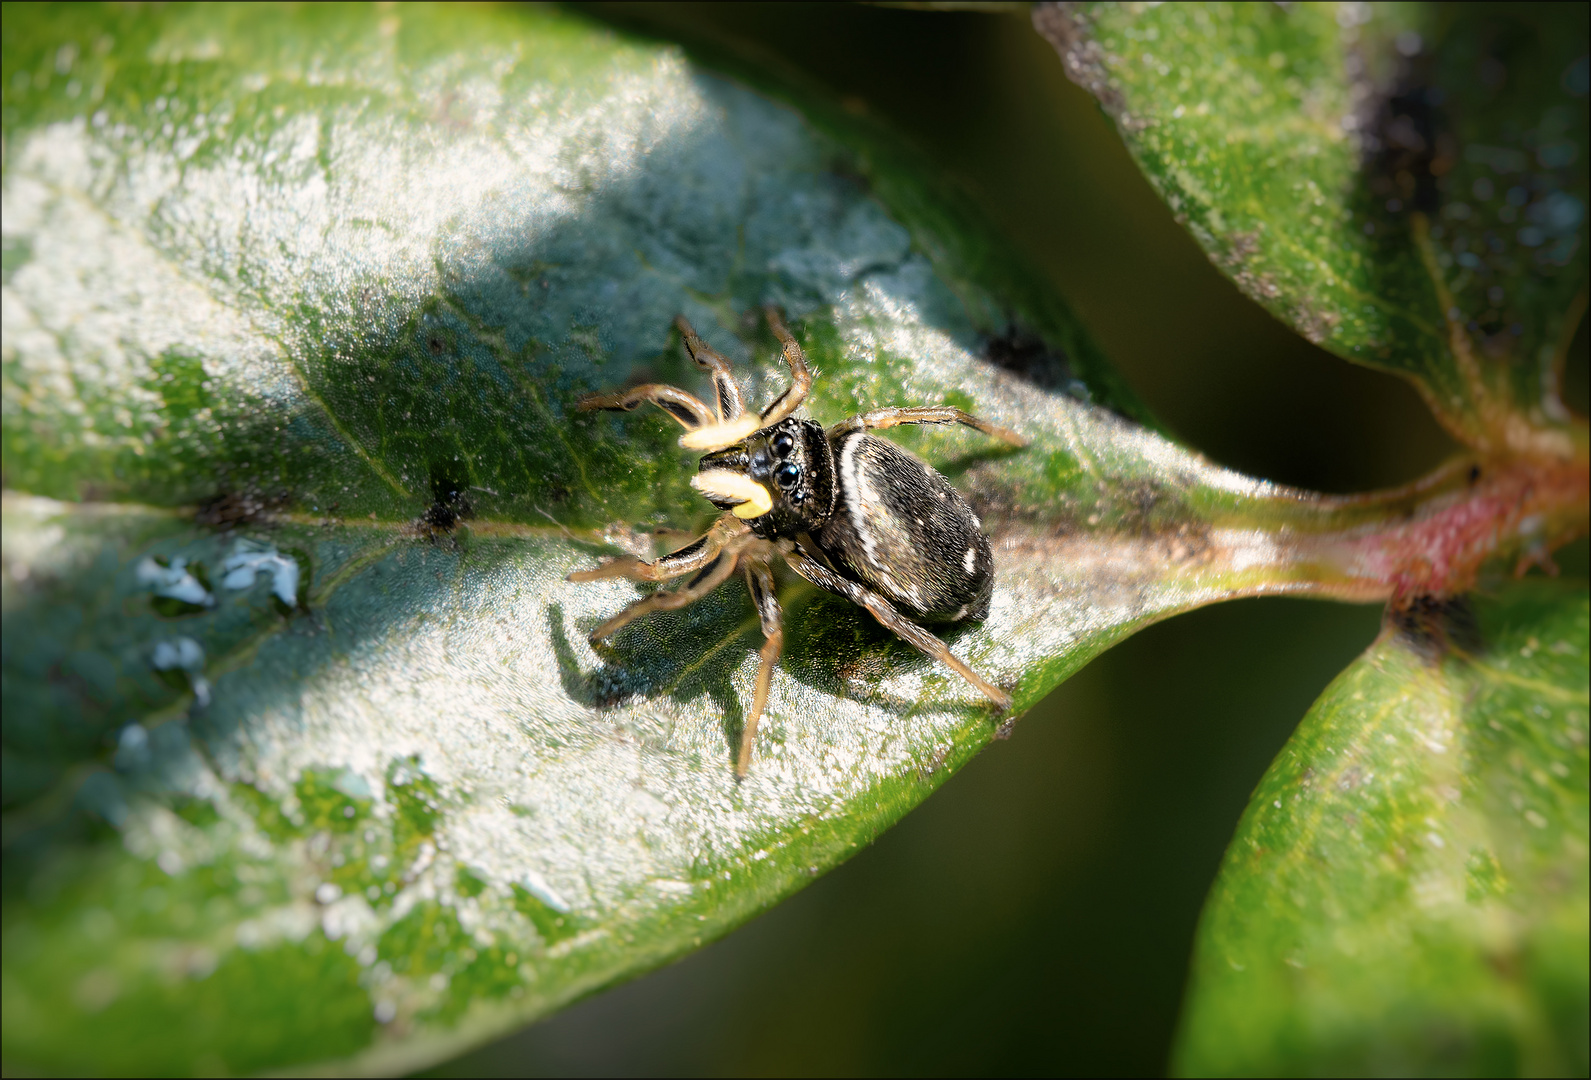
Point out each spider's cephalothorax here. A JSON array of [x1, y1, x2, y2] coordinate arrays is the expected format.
[[571, 308, 1026, 776]]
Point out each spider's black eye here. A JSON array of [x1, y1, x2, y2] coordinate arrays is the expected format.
[[774, 460, 801, 488], [771, 432, 795, 457]]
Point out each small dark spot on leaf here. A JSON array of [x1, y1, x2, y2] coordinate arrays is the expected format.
[[420, 462, 473, 534], [1386, 593, 1481, 660]]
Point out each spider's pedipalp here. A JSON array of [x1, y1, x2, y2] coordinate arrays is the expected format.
[[691, 469, 773, 519], [679, 413, 762, 451]]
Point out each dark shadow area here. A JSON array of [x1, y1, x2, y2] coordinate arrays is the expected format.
[[549, 568, 994, 775], [982, 320, 1089, 399], [930, 440, 1029, 483]]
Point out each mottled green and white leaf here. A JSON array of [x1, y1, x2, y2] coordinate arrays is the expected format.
[[1176, 580, 1589, 1076]]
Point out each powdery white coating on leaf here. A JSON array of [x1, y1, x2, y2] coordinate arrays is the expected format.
[[1, 153, 297, 438], [3, 50, 719, 503], [220, 540, 300, 606]]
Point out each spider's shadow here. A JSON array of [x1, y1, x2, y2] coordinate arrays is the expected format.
[[548, 595, 745, 765], [547, 571, 988, 768], [933, 442, 1026, 483]]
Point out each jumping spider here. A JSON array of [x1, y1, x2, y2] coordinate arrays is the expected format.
[[571, 307, 1026, 775]]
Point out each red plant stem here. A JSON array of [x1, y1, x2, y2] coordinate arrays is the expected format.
[[1278, 451, 1590, 604]]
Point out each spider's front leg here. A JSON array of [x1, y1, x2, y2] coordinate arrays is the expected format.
[[674, 306, 815, 452], [675, 315, 745, 421], [579, 315, 751, 439], [757, 306, 813, 427], [577, 383, 718, 431], [570, 514, 755, 642]]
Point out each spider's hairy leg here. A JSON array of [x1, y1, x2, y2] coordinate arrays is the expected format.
[[738, 556, 784, 777], [757, 306, 813, 427], [586, 539, 752, 642], [784, 547, 1012, 710], [578, 384, 716, 431], [674, 315, 745, 421], [833, 405, 1027, 448], [569, 513, 746, 585]]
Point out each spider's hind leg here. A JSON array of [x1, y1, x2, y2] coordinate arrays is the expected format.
[[834, 405, 1026, 448], [783, 546, 1011, 710]]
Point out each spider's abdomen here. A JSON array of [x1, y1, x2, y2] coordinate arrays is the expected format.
[[815, 431, 994, 622]]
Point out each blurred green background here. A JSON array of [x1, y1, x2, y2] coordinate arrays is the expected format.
[[425, 4, 1584, 1075]]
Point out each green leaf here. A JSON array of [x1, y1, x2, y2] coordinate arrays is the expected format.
[[0, 4, 1405, 1074], [1036, 6, 1591, 1071], [1175, 578, 1590, 1076], [1036, 2, 1589, 457]]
